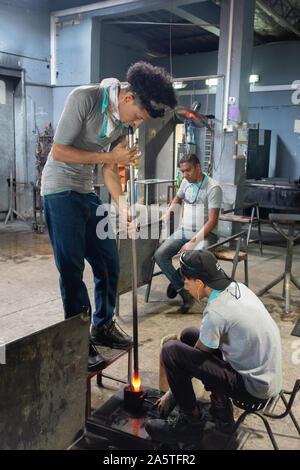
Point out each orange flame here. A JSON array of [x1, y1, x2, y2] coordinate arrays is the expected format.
[[132, 373, 141, 392], [186, 112, 196, 119]]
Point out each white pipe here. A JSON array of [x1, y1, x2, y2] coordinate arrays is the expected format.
[[50, 15, 57, 86], [250, 84, 298, 92], [50, 0, 205, 18], [21, 70, 29, 185], [178, 84, 298, 95], [172, 74, 224, 82], [0, 50, 49, 62], [51, 0, 140, 17], [223, 0, 234, 130]]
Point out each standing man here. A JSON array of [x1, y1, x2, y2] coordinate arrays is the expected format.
[[41, 62, 177, 372], [154, 153, 222, 313], [145, 250, 282, 445]]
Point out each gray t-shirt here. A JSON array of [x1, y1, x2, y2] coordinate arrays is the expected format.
[[200, 282, 282, 399], [177, 175, 222, 233], [41, 80, 127, 196]]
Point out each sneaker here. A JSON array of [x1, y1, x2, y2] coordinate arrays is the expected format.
[[208, 395, 235, 434], [178, 288, 194, 313], [145, 407, 204, 445], [167, 283, 178, 299], [90, 321, 133, 349], [88, 343, 107, 373]]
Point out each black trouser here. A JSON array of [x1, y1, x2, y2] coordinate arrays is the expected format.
[[162, 327, 258, 414]]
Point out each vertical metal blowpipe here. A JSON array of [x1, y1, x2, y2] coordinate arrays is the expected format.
[[128, 126, 139, 378]]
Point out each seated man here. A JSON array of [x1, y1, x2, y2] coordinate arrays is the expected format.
[[145, 250, 282, 444], [154, 154, 222, 313]]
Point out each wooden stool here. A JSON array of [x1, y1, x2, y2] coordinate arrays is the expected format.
[[208, 231, 249, 286]]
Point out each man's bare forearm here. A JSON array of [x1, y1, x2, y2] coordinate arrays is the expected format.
[[52, 139, 140, 167], [191, 209, 219, 243], [194, 338, 214, 354], [191, 220, 216, 243], [165, 195, 182, 217], [102, 164, 124, 207], [52, 142, 114, 165]]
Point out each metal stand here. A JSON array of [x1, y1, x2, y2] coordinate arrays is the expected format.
[[4, 176, 25, 224], [4, 91, 25, 224], [85, 386, 163, 450], [257, 214, 300, 315], [31, 183, 45, 233], [135, 179, 176, 206], [86, 345, 133, 418]]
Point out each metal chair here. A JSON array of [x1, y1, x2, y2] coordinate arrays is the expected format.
[[226, 379, 300, 450], [218, 203, 263, 256], [207, 230, 249, 286]]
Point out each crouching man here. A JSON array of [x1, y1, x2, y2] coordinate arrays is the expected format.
[[145, 250, 282, 444]]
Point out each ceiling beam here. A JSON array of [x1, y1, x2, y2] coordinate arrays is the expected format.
[[256, 0, 300, 38], [164, 5, 220, 37], [51, 0, 207, 18]]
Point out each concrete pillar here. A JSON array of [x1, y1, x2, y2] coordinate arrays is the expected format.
[[213, 0, 255, 211]]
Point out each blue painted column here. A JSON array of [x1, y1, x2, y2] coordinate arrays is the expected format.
[[213, 0, 255, 215]]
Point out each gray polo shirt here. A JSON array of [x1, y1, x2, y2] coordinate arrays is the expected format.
[[41, 80, 127, 196], [200, 282, 282, 399], [177, 175, 222, 233]]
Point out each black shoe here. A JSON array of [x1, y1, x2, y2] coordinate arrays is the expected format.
[[167, 283, 178, 299], [88, 342, 107, 373], [90, 321, 133, 349], [145, 407, 204, 445], [178, 288, 194, 313], [209, 395, 235, 434]]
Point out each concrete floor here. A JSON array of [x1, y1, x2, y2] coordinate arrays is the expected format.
[[0, 219, 299, 450]]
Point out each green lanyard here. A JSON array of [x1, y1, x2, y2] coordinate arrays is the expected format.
[[184, 174, 208, 203]]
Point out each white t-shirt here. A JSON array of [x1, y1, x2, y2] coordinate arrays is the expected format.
[[200, 282, 282, 399], [177, 175, 222, 233]]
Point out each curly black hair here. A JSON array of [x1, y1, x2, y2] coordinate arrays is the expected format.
[[126, 61, 177, 118]]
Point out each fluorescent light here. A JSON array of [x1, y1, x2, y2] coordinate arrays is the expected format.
[[205, 78, 218, 87], [173, 81, 187, 90], [0, 80, 6, 105], [249, 74, 260, 84]]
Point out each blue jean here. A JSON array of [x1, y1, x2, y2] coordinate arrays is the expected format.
[[154, 227, 217, 291], [43, 191, 119, 330]]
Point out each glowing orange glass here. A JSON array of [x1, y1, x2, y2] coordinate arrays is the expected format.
[[132, 374, 141, 392]]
